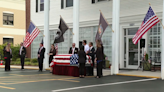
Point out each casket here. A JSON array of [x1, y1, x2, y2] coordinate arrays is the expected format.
[[50, 54, 92, 67]]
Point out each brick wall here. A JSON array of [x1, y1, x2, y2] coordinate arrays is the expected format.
[[26, 0, 31, 58]]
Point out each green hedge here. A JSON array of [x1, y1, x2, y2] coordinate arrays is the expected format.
[[0, 43, 20, 61], [10, 58, 38, 66]]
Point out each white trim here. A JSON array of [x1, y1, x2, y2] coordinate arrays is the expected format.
[[3, 25, 14, 27], [3, 36, 14, 38], [3, 11, 14, 14]]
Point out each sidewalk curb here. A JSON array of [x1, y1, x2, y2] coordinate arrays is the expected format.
[[0, 66, 50, 70], [116, 73, 160, 79]]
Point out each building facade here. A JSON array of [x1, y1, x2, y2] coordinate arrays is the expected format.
[[0, 0, 25, 45], [30, 0, 162, 69]]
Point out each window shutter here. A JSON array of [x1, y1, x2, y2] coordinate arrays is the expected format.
[[36, 0, 38, 12], [92, 0, 96, 4], [61, 0, 64, 9]]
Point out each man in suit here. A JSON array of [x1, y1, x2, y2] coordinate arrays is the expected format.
[[69, 43, 78, 54], [19, 42, 26, 70], [38, 43, 45, 72], [87, 42, 95, 76]]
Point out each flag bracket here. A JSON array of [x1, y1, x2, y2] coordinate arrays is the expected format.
[[99, 10, 114, 33]]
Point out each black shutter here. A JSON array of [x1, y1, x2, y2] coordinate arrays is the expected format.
[[61, 0, 64, 9], [36, 0, 38, 12], [92, 0, 96, 4]]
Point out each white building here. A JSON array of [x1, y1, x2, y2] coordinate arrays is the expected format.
[[30, 0, 162, 69]]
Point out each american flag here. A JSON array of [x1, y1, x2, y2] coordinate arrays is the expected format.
[[132, 6, 160, 44], [55, 44, 58, 55], [24, 22, 40, 47]]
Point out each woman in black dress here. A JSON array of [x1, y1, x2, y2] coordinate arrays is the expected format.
[[78, 46, 86, 78], [3, 43, 12, 71], [49, 44, 56, 73], [95, 40, 103, 78]]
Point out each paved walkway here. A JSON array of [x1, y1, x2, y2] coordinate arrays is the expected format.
[[0, 68, 163, 92], [118, 70, 161, 78], [0, 65, 161, 78]]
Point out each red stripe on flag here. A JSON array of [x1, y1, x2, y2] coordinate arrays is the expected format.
[[132, 15, 159, 44]]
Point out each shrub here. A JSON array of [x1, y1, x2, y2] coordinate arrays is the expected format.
[[25, 58, 31, 62], [0, 43, 20, 61], [31, 58, 38, 63], [31, 63, 38, 66], [25, 62, 31, 65]]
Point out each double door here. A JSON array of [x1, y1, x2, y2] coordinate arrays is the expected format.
[[126, 37, 142, 69]]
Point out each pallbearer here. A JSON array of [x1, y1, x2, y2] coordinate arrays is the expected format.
[[69, 43, 78, 54], [87, 42, 95, 76], [19, 42, 26, 70], [38, 41, 45, 72]]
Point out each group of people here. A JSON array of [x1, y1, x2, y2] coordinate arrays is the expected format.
[[69, 40, 104, 78], [3, 42, 55, 72], [3, 42, 26, 71], [3, 40, 105, 79]]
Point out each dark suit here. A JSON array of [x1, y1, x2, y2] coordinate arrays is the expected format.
[[78, 50, 86, 75], [19, 46, 26, 69], [101, 45, 105, 68], [87, 47, 95, 75], [69, 47, 78, 54], [38, 47, 45, 71], [3, 47, 12, 71], [96, 47, 103, 78]]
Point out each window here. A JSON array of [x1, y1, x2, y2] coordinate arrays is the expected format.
[[3, 13, 14, 26], [66, 0, 73, 7], [36, 0, 46, 12], [61, 0, 73, 9], [3, 38, 13, 44], [40, 0, 44, 11], [92, 0, 111, 4], [148, 23, 161, 62], [98, 0, 108, 2], [36, 0, 38, 12]]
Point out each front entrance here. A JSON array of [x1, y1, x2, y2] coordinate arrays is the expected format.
[[124, 28, 141, 69]]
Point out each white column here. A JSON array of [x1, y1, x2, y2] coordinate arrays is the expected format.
[[112, 0, 120, 75], [43, 0, 50, 70], [161, 0, 164, 79], [73, 0, 80, 47], [111, 0, 116, 75], [115, 0, 120, 74]]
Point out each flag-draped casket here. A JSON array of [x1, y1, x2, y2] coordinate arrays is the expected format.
[[50, 54, 92, 67]]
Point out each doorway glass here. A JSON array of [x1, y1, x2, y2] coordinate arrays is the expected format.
[[128, 38, 138, 65]]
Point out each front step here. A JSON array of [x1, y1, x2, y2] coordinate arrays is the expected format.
[[151, 67, 161, 71]]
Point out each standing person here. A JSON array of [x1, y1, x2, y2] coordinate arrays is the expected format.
[[87, 42, 95, 76], [38, 43, 45, 72], [78, 46, 86, 78], [19, 42, 26, 70], [49, 44, 56, 73], [83, 40, 89, 54], [82, 40, 90, 75], [68, 43, 78, 54], [101, 43, 105, 77], [95, 40, 103, 78], [3, 43, 12, 71]]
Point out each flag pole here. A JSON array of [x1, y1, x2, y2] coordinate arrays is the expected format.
[[31, 20, 45, 37], [99, 10, 114, 33], [60, 15, 74, 35], [149, 3, 164, 29]]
